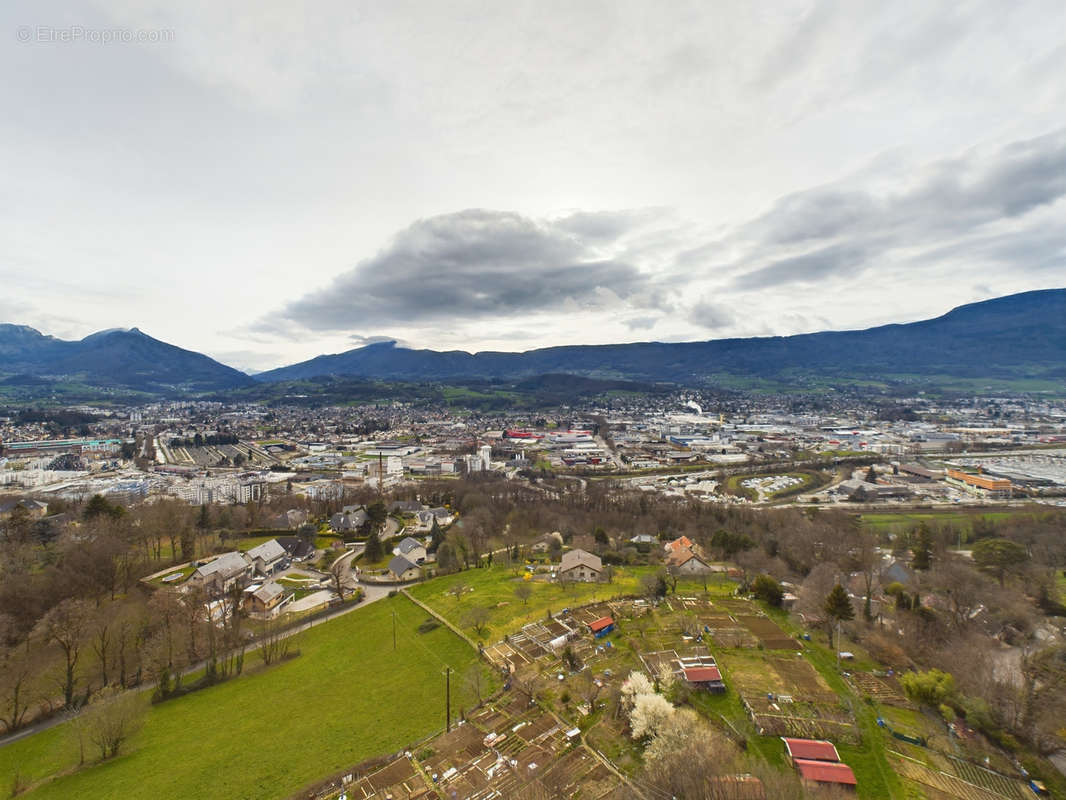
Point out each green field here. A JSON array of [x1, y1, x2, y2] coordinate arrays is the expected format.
[[1, 596, 487, 800], [861, 510, 1020, 541], [408, 564, 658, 641]]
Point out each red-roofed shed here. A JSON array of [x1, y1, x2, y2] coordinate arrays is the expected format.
[[682, 665, 725, 693], [782, 738, 840, 763], [793, 759, 857, 788], [588, 617, 614, 637]]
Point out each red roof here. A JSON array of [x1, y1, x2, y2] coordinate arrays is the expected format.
[[782, 738, 840, 762], [683, 666, 722, 683], [793, 759, 857, 786], [588, 616, 614, 632]]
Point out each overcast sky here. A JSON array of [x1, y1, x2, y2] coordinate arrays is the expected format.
[[3, 1, 1065, 372]]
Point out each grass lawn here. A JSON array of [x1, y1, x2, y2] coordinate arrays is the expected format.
[[408, 565, 669, 641], [0, 595, 489, 800]]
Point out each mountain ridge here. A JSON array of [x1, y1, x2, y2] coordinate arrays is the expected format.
[[256, 288, 1066, 386]]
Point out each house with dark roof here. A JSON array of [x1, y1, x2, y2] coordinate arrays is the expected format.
[[330, 506, 368, 533], [392, 536, 427, 564], [388, 500, 424, 514], [276, 536, 315, 562], [388, 555, 422, 582], [247, 539, 287, 576], [189, 551, 253, 593]]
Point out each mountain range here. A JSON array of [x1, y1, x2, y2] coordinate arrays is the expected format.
[[0, 326, 254, 395], [1, 289, 1063, 399], [256, 288, 1066, 387]]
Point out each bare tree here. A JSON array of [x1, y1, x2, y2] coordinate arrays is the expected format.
[[0, 615, 35, 732], [514, 582, 533, 606], [330, 554, 351, 601], [258, 618, 296, 666], [462, 606, 492, 638], [33, 599, 93, 708], [83, 687, 145, 760]]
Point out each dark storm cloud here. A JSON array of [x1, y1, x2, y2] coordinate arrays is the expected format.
[[728, 128, 1066, 289], [268, 209, 657, 332]]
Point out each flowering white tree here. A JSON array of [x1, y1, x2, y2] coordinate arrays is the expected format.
[[629, 692, 675, 740], [620, 670, 654, 713]]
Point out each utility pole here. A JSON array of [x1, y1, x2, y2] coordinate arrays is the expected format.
[[444, 666, 452, 732]]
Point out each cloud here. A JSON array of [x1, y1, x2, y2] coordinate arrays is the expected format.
[[687, 299, 737, 330], [624, 316, 659, 331], [262, 209, 665, 333], [725, 128, 1066, 289], [349, 334, 404, 347]]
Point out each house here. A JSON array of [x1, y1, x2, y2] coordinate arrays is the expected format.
[[414, 507, 455, 530], [531, 531, 564, 554], [246, 539, 287, 576], [588, 616, 615, 638], [330, 506, 368, 533], [666, 549, 713, 574], [682, 665, 726, 693], [629, 534, 657, 546], [881, 560, 915, 587], [393, 536, 427, 564], [189, 551, 253, 593], [387, 555, 422, 582], [664, 535, 695, 555], [558, 549, 603, 582], [244, 581, 288, 616], [276, 535, 315, 562], [388, 500, 424, 514]]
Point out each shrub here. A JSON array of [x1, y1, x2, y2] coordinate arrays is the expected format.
[[901, 668, 955, 707], [750, 574, 783, 607]]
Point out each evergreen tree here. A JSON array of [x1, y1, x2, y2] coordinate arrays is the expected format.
[[911, 523, 933, 570], [364, 528, 383, 562], [823, 584, 855, 627]]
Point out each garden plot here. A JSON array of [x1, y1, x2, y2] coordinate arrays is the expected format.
[[849, 671, 911, 706], [669, 595, 716, 611], [893, 755, 1013, 800], [947, 756, 1031, 800], [708, 625, 759, 648], [734, 614, 799, 650], [416, 698, 622, 800], [721, 651, 858, 744], [569, 602, 615, 626]]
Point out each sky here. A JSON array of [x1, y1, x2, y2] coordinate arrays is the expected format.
[[2, 0, 1065, 373]]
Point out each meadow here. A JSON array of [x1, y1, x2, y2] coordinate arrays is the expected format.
[[1, 595, 487, 800]]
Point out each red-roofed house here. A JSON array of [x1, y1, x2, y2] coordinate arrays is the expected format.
[[793, 759, 857, 789], [782, 737, 841, 763], [682, 665, 725, 693]]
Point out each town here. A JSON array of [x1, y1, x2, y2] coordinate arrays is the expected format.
[[1, 389, 1065, 799]]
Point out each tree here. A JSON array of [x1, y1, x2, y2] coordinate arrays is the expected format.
[[364, 528, 383, 563], [911, 523, 933, 571], [428, 518, 445, 554], [640, 571, 668, 600], [750, 574, 783, 607], [629, 692, 674, 740], [972, 538, 1028, 587], [83, 687, 145, 760], [462, 606, 491, 638], [514, 582, 533, 606], [330, 556, 351, 600], [823, 584, 854, 638], [33, 599, 93, 708], [900, 668, 955, 708]]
